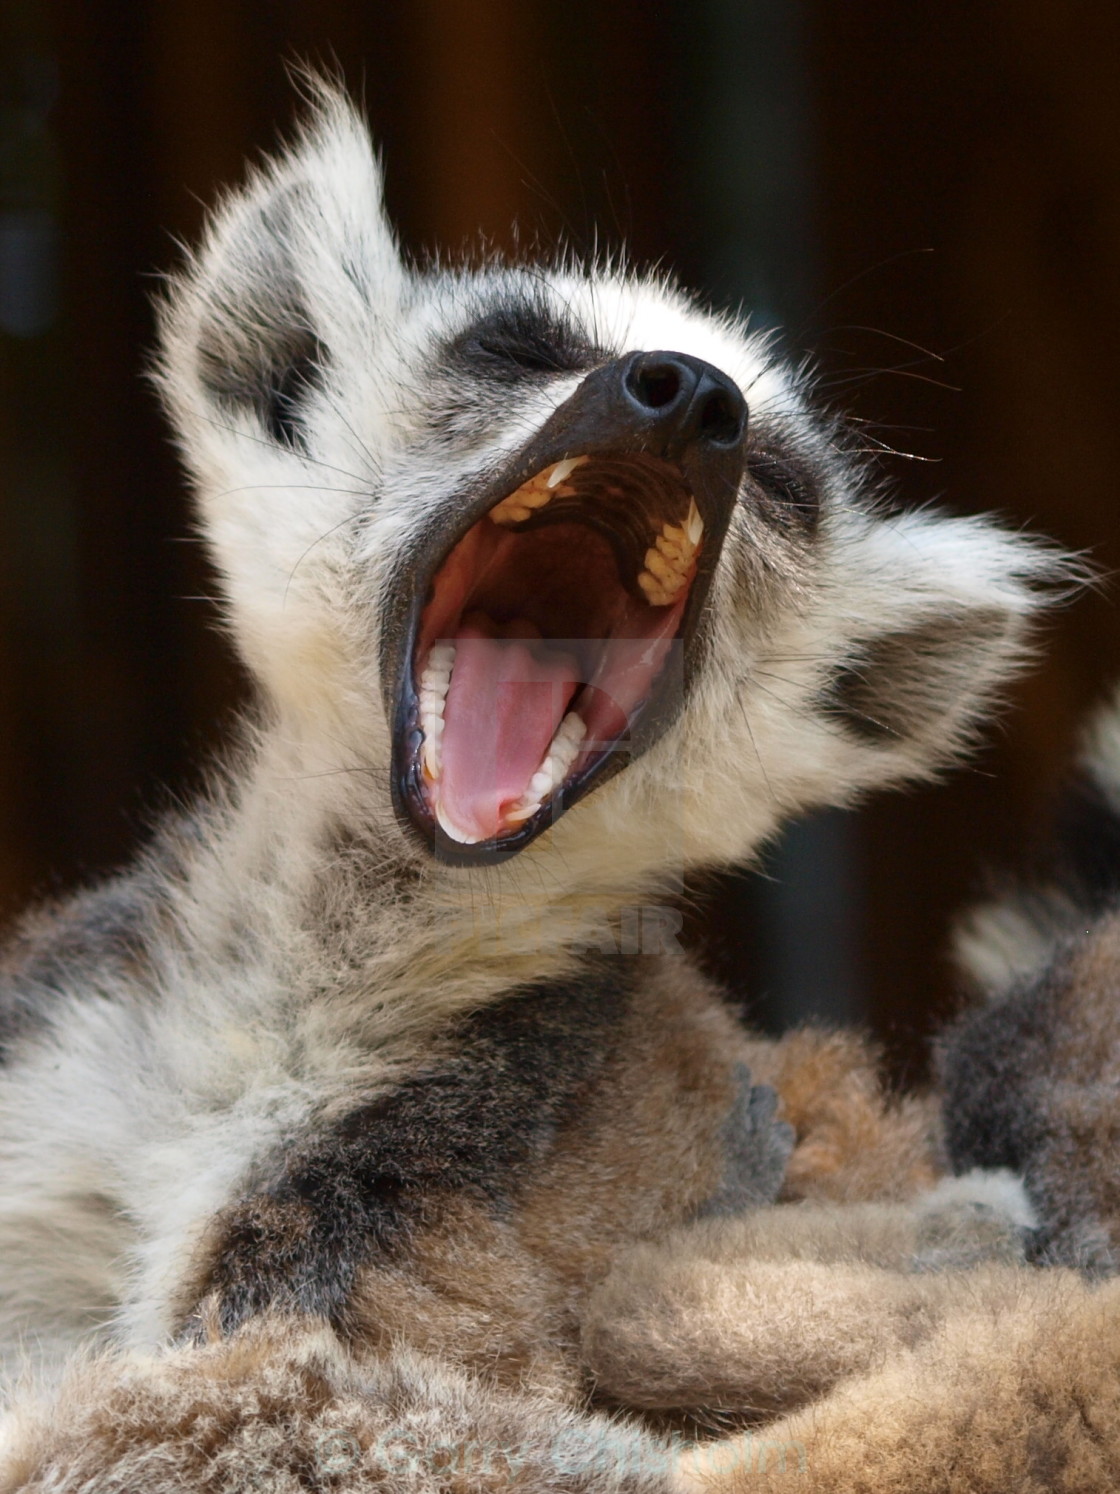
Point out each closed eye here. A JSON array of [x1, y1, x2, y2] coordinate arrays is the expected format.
[[447, 301, 602, 382], [474, 334, 574, 373]]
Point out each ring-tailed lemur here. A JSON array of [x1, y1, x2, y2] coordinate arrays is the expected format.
[[0, 88, 1086, 1491]]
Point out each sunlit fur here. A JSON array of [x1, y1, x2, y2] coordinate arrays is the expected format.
[[0, 89, 1094, 1490]]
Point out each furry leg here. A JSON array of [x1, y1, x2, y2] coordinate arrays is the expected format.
[[674, 1274, 1120, 1493], [582, 1180, 1034, 1415], [0, 1318, 676, 1494]]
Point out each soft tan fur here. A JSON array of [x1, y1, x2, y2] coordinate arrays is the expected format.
[[743, 1029, 941, 1203], [0, 1316, 674, 1494], [582, 1201, 1031, 1414], [677, 1274, 1120, 1493]]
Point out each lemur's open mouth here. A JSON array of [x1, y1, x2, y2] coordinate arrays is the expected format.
[[386, 350, 749, 863]]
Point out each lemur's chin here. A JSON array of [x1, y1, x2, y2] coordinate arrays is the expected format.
[[386, 351, 749, 864]]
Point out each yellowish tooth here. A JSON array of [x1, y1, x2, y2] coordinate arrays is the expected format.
[[520, 486, 553, 509], [644, 548, 673, 581], [684, 499, 704, 547], [638, 571, 673, 605], [660, 522, 686, 548], [491, 503, 532, 525], [656, 532, 684, 559]]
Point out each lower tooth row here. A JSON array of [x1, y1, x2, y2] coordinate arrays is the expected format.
[[507, 713, 587, 823], [418, 645, 586, 832], [419, 643, 456, 781]]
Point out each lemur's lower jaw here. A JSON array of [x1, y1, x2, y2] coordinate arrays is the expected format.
[[386, 350, 749, 864]]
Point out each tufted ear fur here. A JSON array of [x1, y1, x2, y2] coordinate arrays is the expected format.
[[802, 505, 1074, 790], [689, 500, 1080, 881], [154, 90, 407, 712]]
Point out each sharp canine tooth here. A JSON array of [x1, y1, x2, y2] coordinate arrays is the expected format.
[[684, 499, 704, 547], [490, 456, 589, 527], [435, 803, 486, 844], [547, 456, 587, 487]]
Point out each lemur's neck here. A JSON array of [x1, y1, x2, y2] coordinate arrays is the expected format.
[[179, 718, 685, 1036]]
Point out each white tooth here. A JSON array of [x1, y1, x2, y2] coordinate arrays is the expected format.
[[419, 643, 456, 781], [435, 803, 486, 844], [547, 456, 587, 487], [684, 498, 704, 547], [507, 713, 587, 823]]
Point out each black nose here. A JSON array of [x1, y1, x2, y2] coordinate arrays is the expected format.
[[622, 351, 747, 453]]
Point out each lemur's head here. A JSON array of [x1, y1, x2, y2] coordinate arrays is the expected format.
[[159, 91, 1068, 887]]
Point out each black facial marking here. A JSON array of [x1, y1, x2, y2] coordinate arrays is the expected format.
[[193, 188, 326, 454], [445, 297, 603, 383], [184, 962, 633, 1336], [822, 611, 1008, 746], [199, 322, 324, 455], [745, 444, 821, 532]]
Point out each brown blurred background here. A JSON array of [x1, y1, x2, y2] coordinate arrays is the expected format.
[[1, 0, 1118, 1078]]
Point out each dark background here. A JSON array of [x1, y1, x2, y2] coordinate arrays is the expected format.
[[2, 0, 1118, 1078]]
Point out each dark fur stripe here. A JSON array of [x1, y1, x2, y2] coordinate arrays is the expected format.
[[1051, 771, 1120, 914], [939, 980, 1053, 1178], [185, 961, 633, 1335]]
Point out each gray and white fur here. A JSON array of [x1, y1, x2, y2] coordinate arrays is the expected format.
[[0, 88, 1073, 1483]]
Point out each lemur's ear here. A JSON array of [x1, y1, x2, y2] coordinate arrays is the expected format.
[[157, 84, 405, 462], [154, 87, 407, 713], [817, 509, 1079, 781]]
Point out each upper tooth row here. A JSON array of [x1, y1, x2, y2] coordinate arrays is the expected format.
[[489, 457, 588, 526], [419, 642, 456, 781], [637, 499, 704, 606]]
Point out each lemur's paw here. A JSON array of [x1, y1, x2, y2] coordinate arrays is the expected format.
[[699, 1066, 795, 1218], [910, 1168, 1035, 1271]]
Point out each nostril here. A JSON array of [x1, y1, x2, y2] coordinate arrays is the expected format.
[[698, 388, 744, 444], [628, 361, 683, 411]]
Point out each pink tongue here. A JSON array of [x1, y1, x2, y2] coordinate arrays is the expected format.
[[437, 616, 581, 843]]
